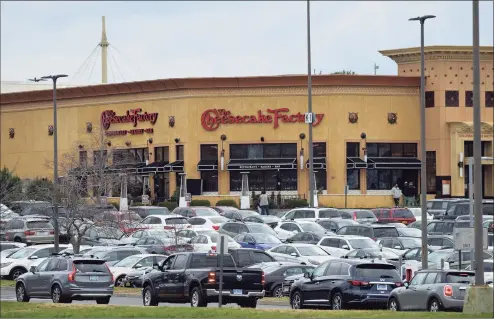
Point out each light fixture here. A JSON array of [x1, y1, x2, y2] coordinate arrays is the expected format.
[[220, 134, 227, 171], [174, 138, 180, 144], [260, 137, 265, 142], [299, 133, 306, 170], [125, 141, 131, 147]]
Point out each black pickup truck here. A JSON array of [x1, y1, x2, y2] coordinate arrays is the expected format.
[[141, 252, 265, 308]]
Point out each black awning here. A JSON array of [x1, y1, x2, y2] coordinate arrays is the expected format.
[[105, 162, 147, 174], [137, 161, 170, 174], [197, 159, 218, 171], [368, 157, 421, 169], [169, 160, 184, 172], [227, 158, 297, 171], [306, 157, 327, 170], [346, 157, 368, 169]]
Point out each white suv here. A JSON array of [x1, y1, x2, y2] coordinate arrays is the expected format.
[[138, 214, 190, 230], [0, 244, 68, 279], [317, 235, 378, 257], [279, 208, 341, 222]]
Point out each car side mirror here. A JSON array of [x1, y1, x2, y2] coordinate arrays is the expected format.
[[395, 246, 402, 250], [290, 252, 298, 257], [134, 264, 143, 269], [404, 281, 409, 288], [342, 245, 349, 250], [29, 255, 38, 260], [30, 266, 36, 273]]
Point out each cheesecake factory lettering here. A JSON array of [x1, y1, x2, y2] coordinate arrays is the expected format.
[[105, 128, 154, 136], [200, 108, 325, 131]]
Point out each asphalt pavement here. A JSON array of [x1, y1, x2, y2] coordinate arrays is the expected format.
[[0, 287, 289, 309]]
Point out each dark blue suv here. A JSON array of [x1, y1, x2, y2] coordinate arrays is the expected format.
[[289, 259, 402, 310]]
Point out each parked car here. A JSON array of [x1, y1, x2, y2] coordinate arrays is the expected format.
[[338, 209, 378, 224], [234, 233, 281, 250], [94, 211, 142, 234], [212, 206, 238, 215], [376, 237, 422, 255], [268, 243, 335, 265], [0, 247, 23, 259], [0, 244, 69, 279], [223, 210, 259, 221], [426, 199, 462, 218], [128, 206, 170, 218], [139, 214, 190, 231], [426, 220, 455, 236], [388, 269, 475, 311], [372, 208, 416, 225], [248, 262, 314, 297], [428, 249, 493, 269], [285, 232, 324, 245], [186, 216, 229, 231], [279, 208, 342, 222], [397, 227, 422, 238], [120, 229, 174, 245], [15, 254, 114, 304], [282, 272, 307, 296], [124, 266, 159, 288], [274, 220, 329, 238], [336, 224, 399, 240], [176, 229, 219, 240], [9, 201, 50, 214], [19, 204, 67, 218], [141, 252, 265, 307], [0, 241, 26, 252], [227, 248, 277, 267], [218, 221, 278, 239], [401, 247, 434, 262], [343, 248, 400, 262], [407, 207, 433, 222], [58, 245, 93, 255], [78, 226, 124, 246], [133, 236, 193, 255], [83, 246, 148, 266], [440, 199, 493, 220], [289, 259, 402, 309], [316, 218, 359, 233], [465, 259, 493, 284], [172, 207, 220, 218], [317, 235, 379, 257], [4, 217, 55, 244], [427, 235, 454, 250], [189, 234, 240, 253], [109, 254, 167, 286], [242, 214, 281, 229]]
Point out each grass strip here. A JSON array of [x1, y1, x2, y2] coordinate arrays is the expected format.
[[0, 279, 15, 287], [0, 302, 493, 319]]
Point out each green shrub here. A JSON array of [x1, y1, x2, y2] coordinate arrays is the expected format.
[[215, 199, 238, 208], [158, 202, 178, 210], [190, 199, 211, 207], [131, 202, 143, 206], [283, 199, 308, 209]]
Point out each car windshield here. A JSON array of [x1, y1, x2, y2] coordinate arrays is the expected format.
[[399, 238, 422, 249], [248, 224, 276, 235], [208, 217, 229, 224], [373, 227, 399, 237], [296, 245, 328, 256], [166, 217, 189, 225], [355, 264, 400, 280], [250, 233, 281, 244], [428, 250, 453, 263], [356, 210, 375, 219], [319, 210, 340, 218], [114, 255, 143, 267], [7, 247, 36, 259], [300, 223, 326, 234], [194, 209, 219, 217], [73, 260, 110, 273], [485, 262, 494, 272], [398, 228, 422, 237], [483, 203, 494, 215], [27, 221, 53, 229], [210, 235, 236, 243], [238, 211, 259, 218], [446, 272, 475, 284], [393, 209, 414, 218], [348, 238, 378, 249]]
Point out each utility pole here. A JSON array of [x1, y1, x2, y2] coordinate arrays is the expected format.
[[100, 16, 109, 84], [374, 63, 379, 75], [472, 0, 484, 286], [409, 14, 435, 270], [306, 0, 314, 208]]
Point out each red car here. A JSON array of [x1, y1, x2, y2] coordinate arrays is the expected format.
[[94, 211, 143, 234], [372, 208, 416, 225]]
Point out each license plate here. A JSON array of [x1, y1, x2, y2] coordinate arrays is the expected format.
[[283, 286, 290, 292], [37, 232, 47, 236], [377, 284, 388, 291], [89, 276, 98, 281], [232, 289, 243, 295]]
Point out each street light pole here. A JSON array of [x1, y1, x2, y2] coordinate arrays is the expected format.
[[41, 74, 68, 253], [472, 0, 484, 286], [307, 0, 314, 208], [409, 15, 435, 270]]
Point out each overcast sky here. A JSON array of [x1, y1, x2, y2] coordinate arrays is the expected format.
[[1, 1, 493, 86]]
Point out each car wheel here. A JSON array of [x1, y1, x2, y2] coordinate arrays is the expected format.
[[190, 286, 207, 307], [96, 297, 111, 304], [115, 276, 126, 287], [290, 290, 304, 309], [142, 286, 158, 306], [271, 285, 283, 298], [429, 298, 440, 312], [331, 292, 343, 310], [388, 297, 400, 311], [10, 268, 26, 280], [16, 283, 30, 302], [51, 285, 62, 303]]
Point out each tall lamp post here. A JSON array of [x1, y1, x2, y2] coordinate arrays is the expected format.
[[30, 74, 68, 252], [409, 15, 435, 270], [307, 0, 315, 207]]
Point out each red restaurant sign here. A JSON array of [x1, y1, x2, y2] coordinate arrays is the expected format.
[[101, 108, 158, 136], [201, 108, 324, 131]]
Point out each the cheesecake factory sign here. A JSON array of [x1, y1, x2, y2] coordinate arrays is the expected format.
[[201, 108, 325, 131], [101, 108, 158, 136]]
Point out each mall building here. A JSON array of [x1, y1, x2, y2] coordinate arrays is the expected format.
[[1, 45, 493, 208]]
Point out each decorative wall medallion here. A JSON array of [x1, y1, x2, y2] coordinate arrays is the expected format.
[[388, 113, 397, 124], [86, 122, 93, 133], [348, 112, 358, 124], [125, 141, 131, 146], [169, 116, 175, 127], [48, 125, 54, 136], [9, 128, 14, 138]]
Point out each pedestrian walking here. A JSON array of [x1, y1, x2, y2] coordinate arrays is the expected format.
[[408, 182, 417, 207], [259, 191, 269, 216], [403, 181, 410, 206], [391, 183, 402, 207]]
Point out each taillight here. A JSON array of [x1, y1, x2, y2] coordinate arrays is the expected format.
[[165, 246, 176, 252], [211, 246, 216, 251], [261, 271, 265, 285], [444, 285, 453, 296], [208, 272, 216, 283], [353, 213, 357, 220], [348, 280, 369, 286], [49, 230, 54, 235], [394, 282, 403, 287], [24, 230, 35, 236], [68, 264, 76, 282], [105, 263, 114, 282], [212, 225, 220, 230]]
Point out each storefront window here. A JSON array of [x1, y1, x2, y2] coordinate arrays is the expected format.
[[200, 144, 218, 160], [367, 143, 417, 158], [281, 144, 297, 158], [347, 142, 360, 157], [248, 144, 263, 159], [347, 170, 360, 190], [229, 170, 297, 192], [367, 169, 417, 190], [426, 151, 436, 194], [263, 144, 281, 158], [93, 150, 108, 166], [280, 170, 297, 191], [176, 145, 184, 161], [315, 171, 327, 191], [201, 171, 218, 192], [378, 144, 391, 157], [79, 151, 87, 167], [230, 143, 297, 159], [313, 142, 326, 157], [154, 147, 169, 163]]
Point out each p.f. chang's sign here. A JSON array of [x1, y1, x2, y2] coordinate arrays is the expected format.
[[201, 108, 324, 131], [101, 108, 158, 136]]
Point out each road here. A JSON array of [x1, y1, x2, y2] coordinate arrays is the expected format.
[[0, 287, 289, 309]]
